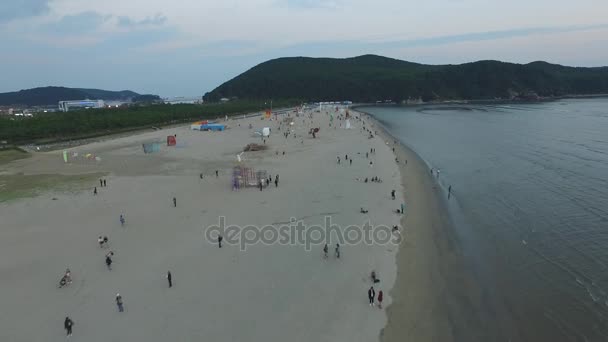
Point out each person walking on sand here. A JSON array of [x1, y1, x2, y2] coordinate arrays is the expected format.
[[401, 203, 405, 214], [436, 169, 441, 178], [275, 175, 279, 187], [218, 235, 223, 248], [448, 185, 452, 199], [323, 244, 328, 259], [391, 190, 396, 200], [64, 316, 73, 337], [120, 214, 125, 226], [377, 290, 384, 308], [115, 293, 124, 312], [93, 187, 97, 195], [173, 197, 176, 207], [335, 243, 340, 259], [350, 159, 352, 166], [105, 254, 113, 270], [100, 179, 103, 187], [368, 286, 375, 306], [216, 170, 219, 178], [167, 271, 172, 288], [104, 179, 107, 187]]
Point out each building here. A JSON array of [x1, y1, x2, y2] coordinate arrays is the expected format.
[[58, 100, 105, 112]]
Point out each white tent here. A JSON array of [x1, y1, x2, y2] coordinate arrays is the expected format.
[[262, 127, 270, 137]]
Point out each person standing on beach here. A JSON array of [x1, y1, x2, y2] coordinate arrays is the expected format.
[[401, 203, 405, 214], [120, 214, 125, 226], [93, 187, 97, 195], [173, 197, 177, 207], [377, 290, 384, 308], [218, 235, 223, 248], [64, 317, 73, 336], [105, 254, 113, 270], [368, 286, 375, 306], [115, 293, 124, 312], [103, 179, 107, 187], [100, 179, 103, 187], [200, 173, 203, 179], [275, 175, 279, 187], [391, 190, 396, 200], [337, 156, 340, 164], [436, 169, 441, 178], [216, 170, 219, 178], [323, 244, 328, 259], [335, 243, 340, 259], [167, 271, 172, 288]]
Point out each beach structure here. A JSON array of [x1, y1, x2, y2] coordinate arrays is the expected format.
[[201, 123, 226, 131], [262, 127, 270, 137], [232, 165, 268, 190], [167, 136, 177, 146], [190, 120, 210, 130], [142, 141, 161, 154]]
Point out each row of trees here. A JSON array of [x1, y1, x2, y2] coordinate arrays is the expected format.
[[0, 100, 299, 143]]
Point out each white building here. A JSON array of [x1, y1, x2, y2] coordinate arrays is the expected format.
[[58, 100, 105, 112]]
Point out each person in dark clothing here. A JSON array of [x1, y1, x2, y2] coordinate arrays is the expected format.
[[105, 252, 113, 270], [64, 317, 73, 336], [93, 187, 97, 195], [448, 185, 452, 199], [173, 197, 176, 207], [350, 159, 352, 166], [167, 271, 172, 288], [115, 294, 124, 312], [100, 179, 103, 187], [391, 190, 395, 200], [335, 243, 340, 259], [200, 173, 203, 179], [218, 235, 223, 248], [368, 286, 375, 306], [103, 179, 107, 187], [216, 170, 219, 177], [275, 174, 279, 187]]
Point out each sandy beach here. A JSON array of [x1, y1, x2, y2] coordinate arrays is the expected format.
[[1, 108, 410, 342]]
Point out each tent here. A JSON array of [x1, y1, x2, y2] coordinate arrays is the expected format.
[[201, 123, 225, 131], [167, 136, 177, 146], [142, 142, 161, 153], [262, 127, 270, 137], [190, 120, 210, 130]]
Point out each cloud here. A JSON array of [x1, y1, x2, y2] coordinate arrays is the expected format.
[[117, 13, 167, 28], [0, 0, 51, 22], [279, 0, 342, 9], [42, 11, 112, 34]]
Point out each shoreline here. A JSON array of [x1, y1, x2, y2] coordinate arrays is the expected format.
[[359, 110, 493, 341]]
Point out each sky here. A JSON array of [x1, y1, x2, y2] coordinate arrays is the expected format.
[[1, 0, 607, 97]]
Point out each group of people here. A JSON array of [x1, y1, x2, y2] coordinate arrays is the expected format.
[[323, 243, 341, 259]]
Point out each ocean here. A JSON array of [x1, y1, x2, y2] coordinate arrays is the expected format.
[[362, 98, 608, 341]]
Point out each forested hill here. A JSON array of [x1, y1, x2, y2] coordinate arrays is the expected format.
[[0, 87, 140, 106], [203, 55, 608, 102]]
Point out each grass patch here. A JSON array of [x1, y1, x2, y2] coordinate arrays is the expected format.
[[0, 173, 103, 203], [0, 148, 30, 165]]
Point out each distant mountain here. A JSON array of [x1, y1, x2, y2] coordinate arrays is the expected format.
[[0, 86, 141, 106], [204, 55, 608, 102]]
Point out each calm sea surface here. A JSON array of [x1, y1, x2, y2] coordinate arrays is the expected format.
[[363, 99, 608, 341]]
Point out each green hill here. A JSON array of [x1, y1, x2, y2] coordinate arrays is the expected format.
[[203, 55, 608, 102], [0, 87, 140, 106]]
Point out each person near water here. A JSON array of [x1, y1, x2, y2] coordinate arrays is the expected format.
[[335, 243, 340, 259], [368, 286, 375, 306], [115, 293, 124, 312], [167, 271, 172, 288], [377, 290, 384, 308], [93, 187, 97, 195], [173, 197, 176, 207], [391, 190, 395, 200], [64, 317, 73, 336], [218, 235, 223, 248]]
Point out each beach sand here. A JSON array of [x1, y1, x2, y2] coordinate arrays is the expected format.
[[1, 109, 408, 341]]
